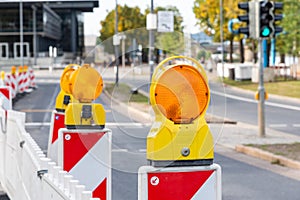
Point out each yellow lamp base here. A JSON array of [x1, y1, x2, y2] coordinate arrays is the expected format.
[[147, 120, 214, 167], [65, 102, 105, 129]]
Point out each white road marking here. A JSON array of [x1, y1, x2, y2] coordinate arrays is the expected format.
[[25, 122, 150, 127], [211, 90, 300, 111], [292, 124, 300, 128], [112, 149, 128, 152], [25, 122, 51, 126], [269, 124, 288, 128], [106, 122, 151, 127]]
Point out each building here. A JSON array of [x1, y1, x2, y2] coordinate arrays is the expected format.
[[0, 0, 98, 67]]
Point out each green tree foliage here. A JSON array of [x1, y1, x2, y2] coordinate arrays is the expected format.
[[99, 5, 146, 53], [99, 4, 184, 59], [193, 0, 243, 62], [277, 0, 300, 59], [100, 5, 145, 42]]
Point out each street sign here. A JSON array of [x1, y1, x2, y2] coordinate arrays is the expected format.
[[157, 11, 174, 32]]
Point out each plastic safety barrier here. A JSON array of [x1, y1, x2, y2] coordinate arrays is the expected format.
[[0, 109, 99, 200]]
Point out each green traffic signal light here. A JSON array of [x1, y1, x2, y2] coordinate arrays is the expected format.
[[261, 26, 271, 37]]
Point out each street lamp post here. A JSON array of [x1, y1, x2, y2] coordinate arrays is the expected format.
[[149, 0, 155, 82], [20, 0, 24, 67], [32, 5, 37, 65], [114, 0, 119, 86]]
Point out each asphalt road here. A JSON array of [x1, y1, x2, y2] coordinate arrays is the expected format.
[[11, 78, 300, 200]]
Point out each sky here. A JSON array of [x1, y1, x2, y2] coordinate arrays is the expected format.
[[84, 0, 200, 36]]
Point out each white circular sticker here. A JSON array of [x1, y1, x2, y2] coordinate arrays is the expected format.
[[150, 176, 159, 186], [65, 134, 71, 141]]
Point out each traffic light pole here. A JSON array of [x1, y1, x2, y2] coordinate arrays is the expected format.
[[258, 38, 266, 137], [149, 0, 155, 82]]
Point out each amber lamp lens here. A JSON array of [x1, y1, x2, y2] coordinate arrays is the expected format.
[[70, 65, 103, 102], [154, 65, 209, 123]]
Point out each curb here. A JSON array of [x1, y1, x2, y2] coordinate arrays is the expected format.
[[236, 144, 300, 170]]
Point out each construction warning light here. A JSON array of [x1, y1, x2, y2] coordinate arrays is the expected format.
[[59, 64, 105, 129], [55, 64, 81, 112], [147, 56, 214, 167]]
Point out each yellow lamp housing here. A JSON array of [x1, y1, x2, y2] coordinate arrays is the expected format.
[[65, 103, 105, 129], [55, 90, 75, 112], [147, 56, 214, 167], [64, 64, 105, 129]]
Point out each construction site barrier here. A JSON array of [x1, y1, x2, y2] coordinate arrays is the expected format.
[[0, 109, 99, 200], [1, 66, 37, 101]]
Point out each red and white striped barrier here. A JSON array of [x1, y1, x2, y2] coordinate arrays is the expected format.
[[17, 66, 25, 94], [0, 86, 12, 110], [9, 66, 18, 99], [138, 164, 222, 200], [47, 111, 65, 163], [58, 128, 112, 200], [22, 66, 33, 93], [0, 66, 37, 100], [29, 67, 37, 89]]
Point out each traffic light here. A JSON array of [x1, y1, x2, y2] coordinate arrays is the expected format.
[[273, 2, 283, 35], [259, 1, 275, 38], [147, 56, 214, 167], [237, 1, 256, 38]]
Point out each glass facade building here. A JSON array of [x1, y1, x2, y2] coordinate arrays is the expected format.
[[0, 0, 98, 62]]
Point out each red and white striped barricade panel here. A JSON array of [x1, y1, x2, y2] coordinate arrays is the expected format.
[[10, 73, 18, 99], [47, 110, 65, 163], [29, 67, 37, 88], [138, 164, 222, 200], [17, 71, 24, 94], [0, 87, 12, 110], [23, 70, 33, 93], [57, 128, 112, 200]]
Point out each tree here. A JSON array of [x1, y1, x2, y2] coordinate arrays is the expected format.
[[99, 5, 146, 54], [277, 0, 300, 63], [99, 4, 184, 63], [193, 0, 248, 63]]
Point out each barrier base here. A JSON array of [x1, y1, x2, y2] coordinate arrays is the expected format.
[[58, 128, 112, 200], [138, 163, 222, 200]]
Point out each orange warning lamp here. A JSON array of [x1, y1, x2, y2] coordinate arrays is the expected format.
[[55, 64, 81, 112], [64, 64, 105, 129], [147, 56, 214, 167], [11, 66, 16, 74]]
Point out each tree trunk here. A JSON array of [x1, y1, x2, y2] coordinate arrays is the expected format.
[[280, 53, 285, 63], [229, 37, 233, 63]]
